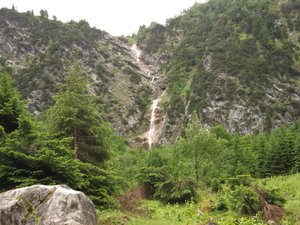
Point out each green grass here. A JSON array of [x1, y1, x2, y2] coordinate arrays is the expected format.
[[114, 35, 137, 45], [97, 200, 265, 225], [275, 40, 284, 48], [257, 173, 300, 222], [98, 174, 300, 224], [239, 33, 254, 40]]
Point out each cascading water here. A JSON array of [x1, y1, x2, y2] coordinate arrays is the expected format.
[[130, 43, 161, 149], [151, 76, 155, 83], [131, 44, 141, 63], [148, 98, 160, 149]]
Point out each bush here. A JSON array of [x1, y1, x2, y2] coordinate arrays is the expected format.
[[115, 186, 148, 215]]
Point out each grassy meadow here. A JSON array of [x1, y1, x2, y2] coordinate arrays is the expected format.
[[98, 173, 300, 224]]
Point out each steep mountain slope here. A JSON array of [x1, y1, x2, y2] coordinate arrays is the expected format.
[[0, 8, 166, 144], [1, 0, 300, 148], [136, 0, 300, 142]]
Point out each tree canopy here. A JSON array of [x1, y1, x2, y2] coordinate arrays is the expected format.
[[0, 71, 25, 133], [44, 50, 112, 166]]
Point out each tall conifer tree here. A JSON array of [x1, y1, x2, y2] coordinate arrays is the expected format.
[[0, 72, 24, 133], [44, 48, 111, 166]]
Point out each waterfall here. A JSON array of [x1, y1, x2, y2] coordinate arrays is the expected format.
[[148, 99, 160, 149], [151, 76, 155, 83], [130, 43, 162, 149], [131, 44, 141, 63]]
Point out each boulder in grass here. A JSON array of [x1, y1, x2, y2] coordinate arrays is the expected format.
[[0, 184, 98, 225]]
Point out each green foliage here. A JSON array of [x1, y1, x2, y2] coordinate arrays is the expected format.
[[0, 133, 117, 208], [210, 124, 232, 142], [122, 67, 141, 84], [77, 162, 117, 209], [133, 145, 199, 204], [0, 70, 117, 209], [2, 2, 300, 221], [43, 49, 112, 165], [136, 0, 300, 126], [39, 9, 48, 19], [0, 85, 82, 190], [100, 199, 268, 224], [0, 119, 82, 191], [134, 86, 151, 115], [154, 176, 198, 204], [0, 72, 25, 133], [136, 22, 166, 53], [179, 112, 226, 181]]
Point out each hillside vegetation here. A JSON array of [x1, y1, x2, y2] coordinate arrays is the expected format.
[[99, 173, 300, 224], [137, 0, 300, 136], [1, 0, 300, 143], [1, 0, 300, 224], [0, 7, 153, 138]]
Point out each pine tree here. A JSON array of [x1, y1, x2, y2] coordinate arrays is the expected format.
[[149, 145, 199, 203], [0, 72, 82, 192], [254, 133, 268, 177], [0, 72, 25, 133], [265, 134, 284, 176], [239, 134, 257, 177], [44, 49, 112, 166], [0, 70, 116, 208], [296, 13, 300, 31], [292, 134, 300, 172], [274, 126, 295, 174]]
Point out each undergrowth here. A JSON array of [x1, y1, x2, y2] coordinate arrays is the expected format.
[[257, 173, 300, 223], [98, 174, 300, 224]]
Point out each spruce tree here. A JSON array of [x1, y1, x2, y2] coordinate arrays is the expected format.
[[293, 134, 300, 172], [274, 126, 295, 174], [0, 70, 116, 208], [0, 72, 82, 192], [0, 72, 25, 133], [239, 135, 257, 177], [44, 49, 112, 166], [265, 134, 284, 176], [296, 13, 300, 31], [255, 133, 268, 177]]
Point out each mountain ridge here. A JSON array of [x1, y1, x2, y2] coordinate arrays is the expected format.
[[0, 7, 171, 148], [135, 0, 300, 136], [1, 0, 300, 148]]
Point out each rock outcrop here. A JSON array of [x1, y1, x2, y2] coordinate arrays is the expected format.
[[0, 185, 98, 225], [2, 5, 300, 148], [0, 8, 162, 141]]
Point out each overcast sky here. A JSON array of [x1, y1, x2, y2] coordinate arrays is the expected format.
[[1, 0, 207, 36]]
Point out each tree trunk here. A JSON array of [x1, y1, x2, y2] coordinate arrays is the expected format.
[[73, 124, 78, 159], [194, 158, 199, 181]]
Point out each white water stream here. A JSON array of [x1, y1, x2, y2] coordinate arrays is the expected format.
[[131, 44, 141, 63], [130, 43, 160, 149], [151, 76, 155, 83], [148, 99, 160, 149]]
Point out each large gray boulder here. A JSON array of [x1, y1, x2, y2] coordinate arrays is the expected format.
[[0, 184, 98, 225]]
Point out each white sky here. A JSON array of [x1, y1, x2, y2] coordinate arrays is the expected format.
[[1, 0, 206, 36]]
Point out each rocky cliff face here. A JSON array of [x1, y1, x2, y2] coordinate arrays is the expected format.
[[1, 2, 300, 148], [135, 0, 300, 138], [196, 53, 300, 135], [0, 8, 166, 148]]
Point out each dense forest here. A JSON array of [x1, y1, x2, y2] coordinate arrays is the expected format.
[[1, 0, 300, 224], [1, 62, 300, 222]]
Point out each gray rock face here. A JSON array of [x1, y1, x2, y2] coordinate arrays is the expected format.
[[0, 185, 98, 225]]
